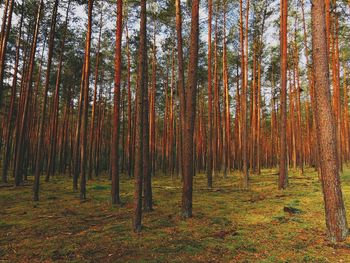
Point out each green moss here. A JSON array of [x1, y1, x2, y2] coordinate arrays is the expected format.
[[90, 184, 111, 191], [107, 224, 128, 233], [210, 216, 232, 226], [2, 168, 350, 262], [0, 221, 12, 229], [303, 254, 328, 262], [272, 215, 288, 223], [171, 238, 204, 254], [153, 218, 174, 228]]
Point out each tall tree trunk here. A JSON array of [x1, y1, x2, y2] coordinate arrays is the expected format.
[[181, 0, 200, 218], [73, 63, 85, 190], [80, 0, 94, 200], [293, 21, 304, 174], [279, 0, 288, 189], [149, 21, 156, 181], [1, 2, 24, 183], [206, 0, 213, 187], [223, 0, 230, 177], [126, 20, 132, 178], [175, 0, 185, 179], [111, 0, 122, 205], [33, 0, 62, 200], [143, 20, 155, 211], [213, 4, 219, 174], [311, 0, 348, 243], [240, 0, 249, 187], [89, 11, 103, 180], [133, 0, 148, 232], [300, 0, 318, 170], [14, 0, 43, 186]]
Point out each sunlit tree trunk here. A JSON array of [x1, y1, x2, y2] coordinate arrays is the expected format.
[[80, 0, 94, 200], [279, 0, 288, 189], [311, 0, 348, 242], [343, 64, 349, 160], [206, 0, 213, 187], [240, 0, 249, 187], [330, 5, 342, 172], [293, 20, 304, 174], [300, 0, 318, 170]]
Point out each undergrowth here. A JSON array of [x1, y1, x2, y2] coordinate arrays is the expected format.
[[1, 168, 350, 262]]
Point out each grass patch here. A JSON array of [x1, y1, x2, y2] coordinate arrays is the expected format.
[[90, 184, 110, 191], [2, 167, 350, 262], [0, 221, 12, 229]]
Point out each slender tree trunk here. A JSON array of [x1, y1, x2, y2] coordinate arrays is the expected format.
[[293, 22, 304, 174], [89, 11, 103, 180], [149, 22, 156, 181], [207, 0, 213, 187], [0, 0, 13, 108], [14, 0, 43, 186], [126, 21, 132, 178], [301, 0, 318, 170], [175, 0, 185, 179], [223, 0, 230, 177], [181, 0, 200, 218], [80, 0, 94, 200], [257, 62, 261, 174], [1, 3, 23, 183], [343, 64, 349, 161], [213, 5, 219, 174], [111, 0, 122, 205], [73, 63, 85, 190], [33, 0, 62, 200], [143, 20, 155, 211], [133, 0, 147, 232], [240, 0, 249, 187], [279, 0, 288, 189], [163, 74, 168, 175]]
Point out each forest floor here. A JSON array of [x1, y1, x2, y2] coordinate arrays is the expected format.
[[2, 168, 350, 262]]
